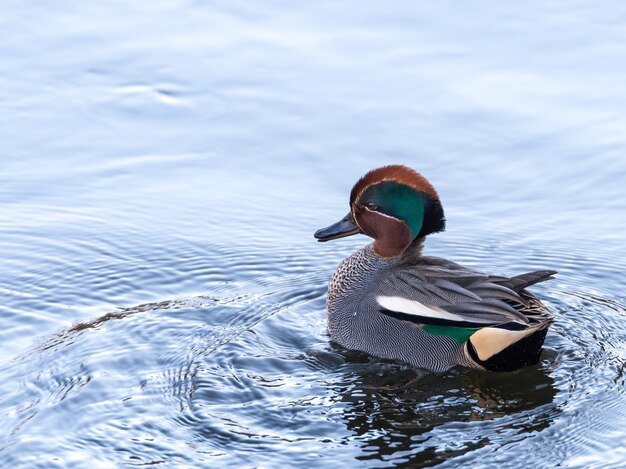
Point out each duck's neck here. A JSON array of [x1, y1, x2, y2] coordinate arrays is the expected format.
[[374, 236, 426, 263]]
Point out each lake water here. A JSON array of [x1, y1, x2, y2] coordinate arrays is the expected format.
[[1, 1, 625, 467]]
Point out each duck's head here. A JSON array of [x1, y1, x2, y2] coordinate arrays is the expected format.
[[314, 165, 445, 258]]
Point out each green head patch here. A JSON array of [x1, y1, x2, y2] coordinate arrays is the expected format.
[[361, 181, 425, 238]]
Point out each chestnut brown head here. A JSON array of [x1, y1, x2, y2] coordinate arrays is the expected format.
[[314, 165, 445, 258]]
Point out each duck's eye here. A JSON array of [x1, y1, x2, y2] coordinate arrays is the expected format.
[[365, 203, 379, 211]]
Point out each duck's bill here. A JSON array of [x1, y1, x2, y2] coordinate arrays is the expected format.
[[314, 212, 361, 242]]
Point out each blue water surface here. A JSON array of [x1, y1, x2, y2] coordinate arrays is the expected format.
[[1, 1, 625, 467]]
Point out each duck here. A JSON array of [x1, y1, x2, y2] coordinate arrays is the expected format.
[[314, 165, 555, 372]]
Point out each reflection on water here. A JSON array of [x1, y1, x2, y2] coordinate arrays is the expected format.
[[2, 0, 626, 467], [331, 351, 556, 467]]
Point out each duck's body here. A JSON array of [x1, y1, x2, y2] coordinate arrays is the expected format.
[[315, 165, 554, 372]]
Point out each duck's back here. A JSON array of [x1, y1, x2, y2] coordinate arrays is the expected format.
[[326, 245, 554, 371]]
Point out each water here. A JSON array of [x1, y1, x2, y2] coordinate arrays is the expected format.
[[1, 1, 625, 467]]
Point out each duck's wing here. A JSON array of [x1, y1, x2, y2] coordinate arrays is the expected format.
[[375, 258, 556, 329]]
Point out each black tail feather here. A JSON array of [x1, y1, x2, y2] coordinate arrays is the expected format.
[[493, 270, 557, 292], [467, 326, 549, 372]]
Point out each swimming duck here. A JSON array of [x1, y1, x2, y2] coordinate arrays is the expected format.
[[314, 165, 555, 372]]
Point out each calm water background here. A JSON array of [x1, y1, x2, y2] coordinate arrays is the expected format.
[[1, 1, 626, 467]]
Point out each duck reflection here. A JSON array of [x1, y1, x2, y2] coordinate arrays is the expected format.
[[327, 348, 557, 467]]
